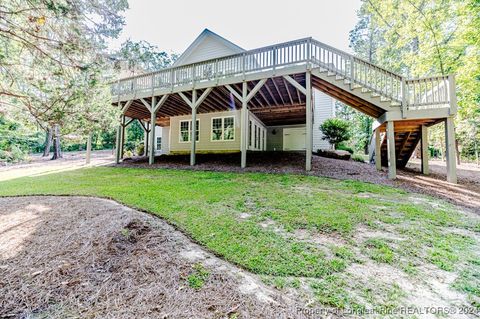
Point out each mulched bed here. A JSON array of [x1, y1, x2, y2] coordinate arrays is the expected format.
[[0, 196, 309, 319], [118, 152, 394, 185], [117, 152, 480, 213]]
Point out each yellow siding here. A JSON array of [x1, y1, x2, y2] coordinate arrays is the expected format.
[[169, 110, 241, 152]]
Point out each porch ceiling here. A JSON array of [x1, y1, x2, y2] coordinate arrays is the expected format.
[[120, 74, 308, 126], [119, 72, 386, 127]]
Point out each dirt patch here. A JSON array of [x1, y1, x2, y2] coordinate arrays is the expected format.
[[346, 261, 471, 319], [0, 196, 311, 319], [0, 150, 114, 182], [117, 152, 480, 213]]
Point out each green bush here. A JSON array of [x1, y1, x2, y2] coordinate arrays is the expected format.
[[336, 143, 354, 154], [320, 118, 352, 148], [136, 143, 145, 156], [0, 145, 29, 163], [352, 154, 365, 162]]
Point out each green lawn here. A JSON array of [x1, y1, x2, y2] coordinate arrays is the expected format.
[[1, 167, 479, 310]]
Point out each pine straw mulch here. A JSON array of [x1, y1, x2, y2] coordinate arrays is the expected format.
[[0, 196, 311, 319]]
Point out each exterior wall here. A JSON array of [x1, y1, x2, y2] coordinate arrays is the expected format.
[[266, 124, 306, 151], [154, 126, 169, 154], [175, 34, 243, 66], [169, 110, 241, 153], [313, 89, 335, 151]]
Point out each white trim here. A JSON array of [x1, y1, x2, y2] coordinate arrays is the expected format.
[[210, 116, 236, 142], [179, 119, 200, 143]]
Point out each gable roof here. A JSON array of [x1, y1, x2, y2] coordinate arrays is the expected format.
[[173, 29, 245, 67]]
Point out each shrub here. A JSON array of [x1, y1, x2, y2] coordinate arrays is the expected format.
[[0, 145, 28, 163], [320, 119, 352, 148], [336, 143, 354, 154], [352, 154, 365, 162], [316, 149, 351, 160], [136, 143, 145, 156]]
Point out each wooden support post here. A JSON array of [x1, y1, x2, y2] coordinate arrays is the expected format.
[[241, 82, 248, 168], [421, 125, 429, 175], [375, 128, 381, 171], [445, 117, 457, 183], [190, 90, 197, 166], [386, 121, 396, 179], [120, 115, 125, 160], [115, 125, 121, 164], [305, 71, 313, 171], [86, 132, 92, 165], [144, 122, 149, 157], [149, 97, 156, 165]]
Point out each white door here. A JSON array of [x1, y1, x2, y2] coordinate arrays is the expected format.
[[283, 127, 306, 151]]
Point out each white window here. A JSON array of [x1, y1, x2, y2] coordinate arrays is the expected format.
[[179, 120, 199, 142], [211, 116, 235, 141], [156, 137, 162, 150]]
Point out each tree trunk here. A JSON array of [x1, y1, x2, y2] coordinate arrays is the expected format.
[[42, 127, 53, 157], [51, 124, 62, 160]]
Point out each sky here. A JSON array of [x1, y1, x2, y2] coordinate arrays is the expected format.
[[108, 0, 363, 55]]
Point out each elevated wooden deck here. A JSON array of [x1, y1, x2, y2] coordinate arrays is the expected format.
[[111, 37, 458, 183]]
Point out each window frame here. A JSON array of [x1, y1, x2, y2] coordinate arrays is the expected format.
[[210, 116, 235, 142], [179, 119, 199, 143], [156, 136, 162, 150]]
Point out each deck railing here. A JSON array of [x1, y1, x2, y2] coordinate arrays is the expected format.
[[112, 38, 454, 112]]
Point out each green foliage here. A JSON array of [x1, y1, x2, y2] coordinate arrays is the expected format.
[[320, 118, 352, 148], [336, 143, 354, 154], [1, 0, 128, 158], [116, 40, 178, 72], [136, 144, 145, 156], [0, 114, 43, 162], [453, 260, 480, 309], [350, 0, 480, 160], [186, 264, 210, 289], [363, 238, 395, 264], [335, 101, 373, 154], [124, 121, 144, 154], [351, 154, 366, 163], [310, 274, 364, 310]]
